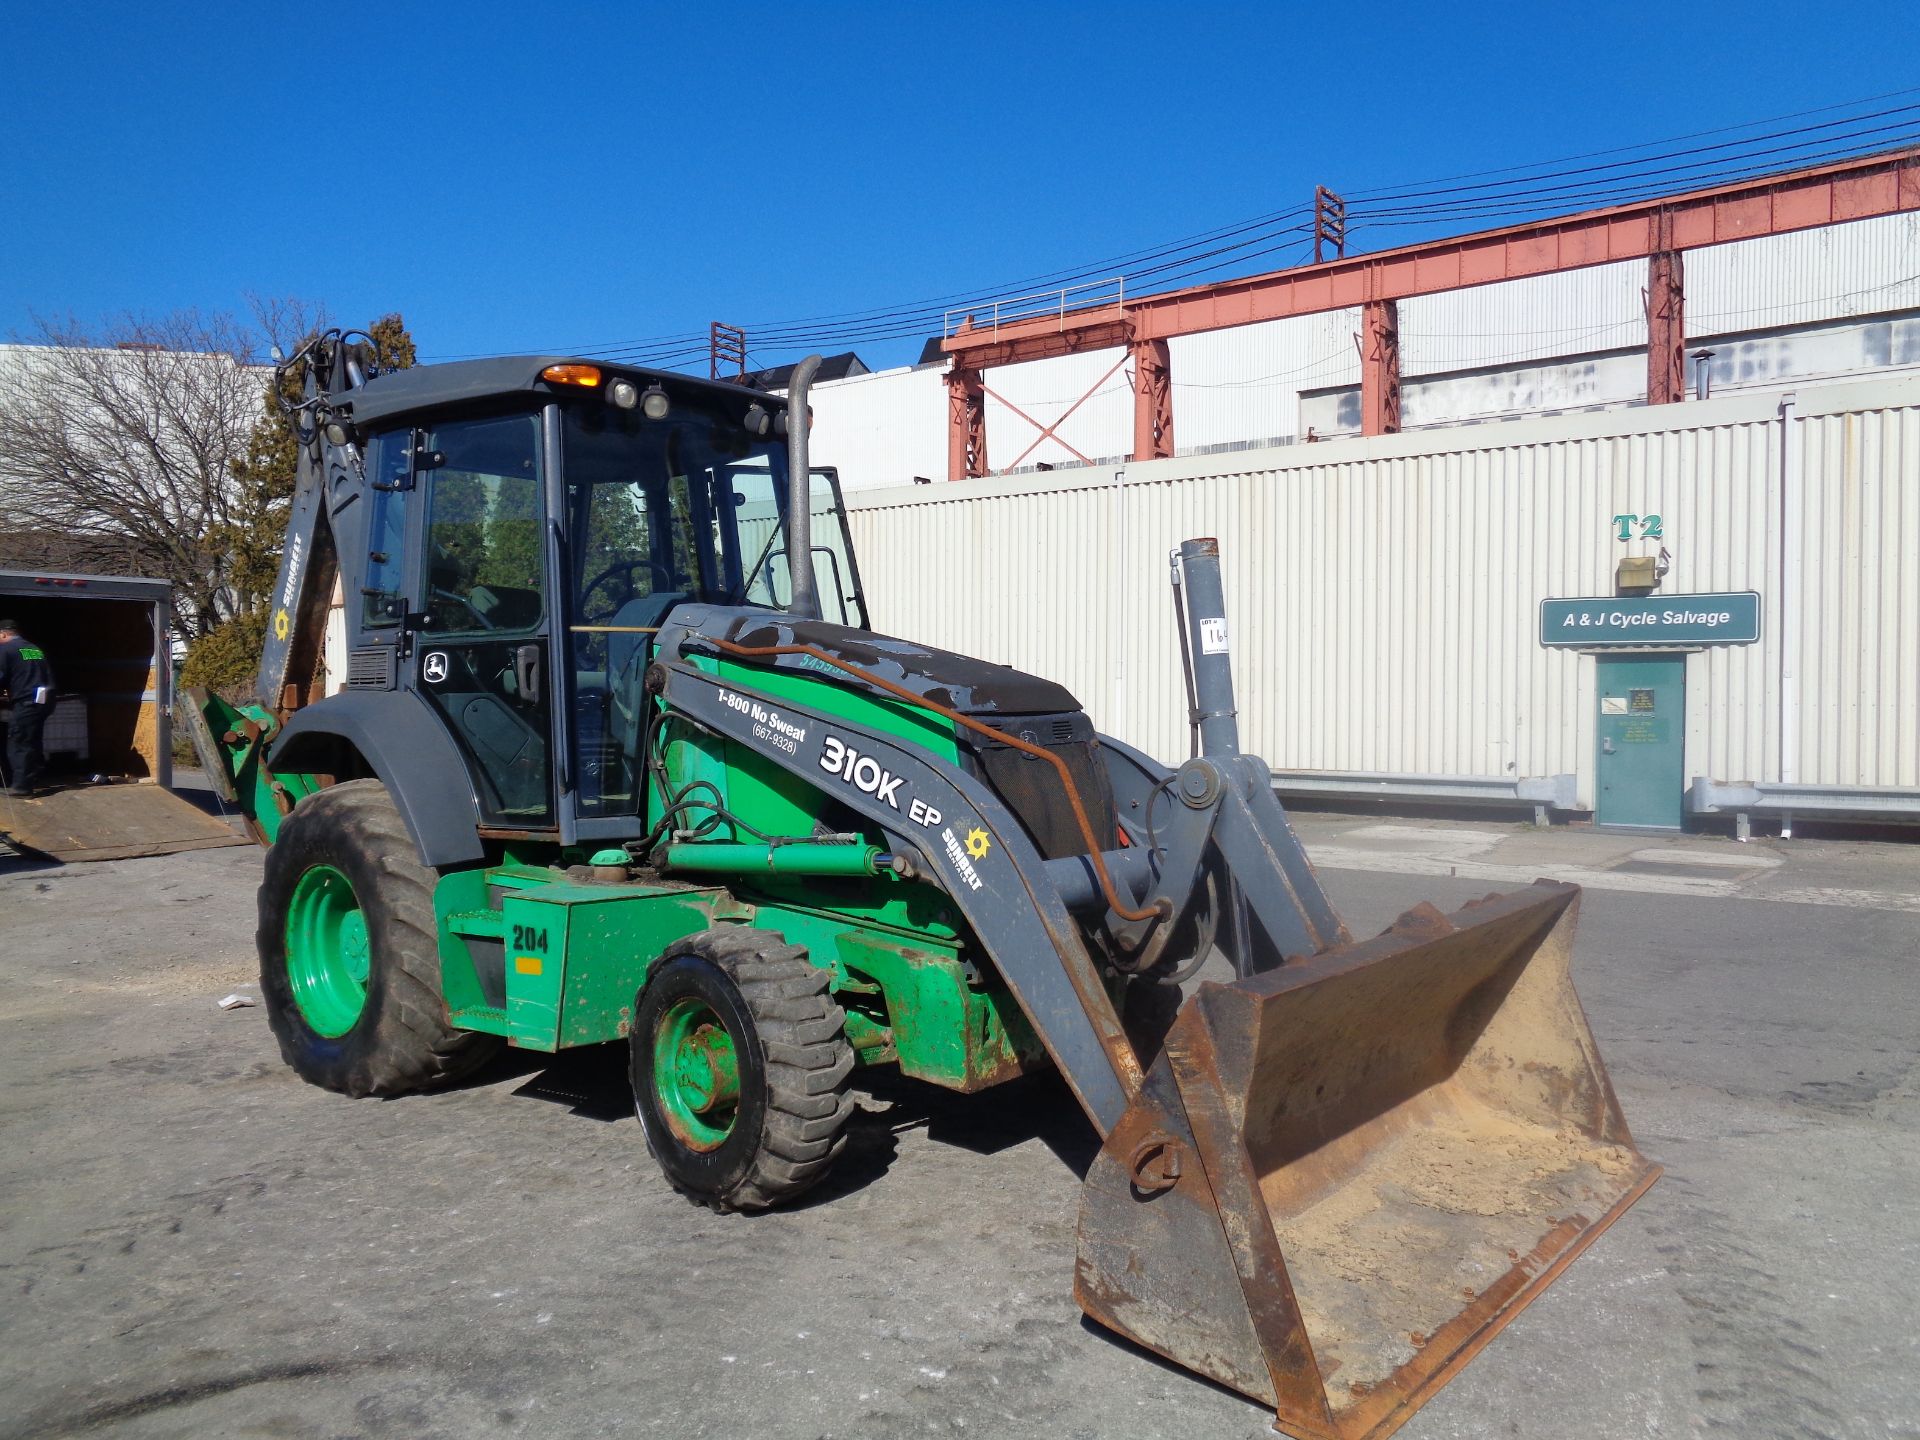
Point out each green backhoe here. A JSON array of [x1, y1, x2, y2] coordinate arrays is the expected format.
[[187, 334, 1657, 1440]]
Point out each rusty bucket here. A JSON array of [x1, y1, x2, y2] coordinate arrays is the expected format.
[[1076, 882, 1659, 1440]]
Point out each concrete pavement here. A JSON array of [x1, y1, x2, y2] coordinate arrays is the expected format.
[[0, 819, 1916, 1439]]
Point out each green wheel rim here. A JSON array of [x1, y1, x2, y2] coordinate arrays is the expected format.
[[285, 864, 372, 1038], [652, 995, 742, 1152]]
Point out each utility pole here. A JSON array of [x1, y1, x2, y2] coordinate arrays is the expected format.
[[709, 322, 748, 381], [1313, 186, 1348, 264]]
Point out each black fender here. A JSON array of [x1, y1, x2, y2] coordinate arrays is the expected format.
[[268, 691, 486, 868]]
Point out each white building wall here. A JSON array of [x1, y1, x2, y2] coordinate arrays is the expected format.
[[323, 579, 347, 697], [1168, 309, 1360, 450], [807, 363, 949, 492], [982, 347, 1134, 471], [1400, 261, 1647, 374], [845, 375, 1920, 809], [1790, 390, 1920, 787], [1689, 212, 1920, 333]]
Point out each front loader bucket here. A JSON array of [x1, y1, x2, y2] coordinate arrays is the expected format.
[[1076, 882, 1658, 1440]]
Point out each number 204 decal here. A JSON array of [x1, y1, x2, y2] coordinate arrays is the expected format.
[[512, 923, 550, 951]]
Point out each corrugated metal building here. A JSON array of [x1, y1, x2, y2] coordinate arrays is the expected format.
[[839, 372, 1920, 830]]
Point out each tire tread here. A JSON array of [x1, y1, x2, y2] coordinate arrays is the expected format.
[[633, 926, 854, 1212], [258, 780, 501, 1097]]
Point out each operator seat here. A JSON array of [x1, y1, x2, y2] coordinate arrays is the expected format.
[[604, 590, 688, 684], [583, 591, 690, 811]]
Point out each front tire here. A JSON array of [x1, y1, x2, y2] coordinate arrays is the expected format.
[[631, 927, 854, 1211], [258, 780, 502, 1096]]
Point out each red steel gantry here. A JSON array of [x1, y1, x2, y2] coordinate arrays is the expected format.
[[940, 146, 1920, 479]]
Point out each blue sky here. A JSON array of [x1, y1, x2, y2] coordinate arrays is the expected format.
[[3, 4, 1916, 371]]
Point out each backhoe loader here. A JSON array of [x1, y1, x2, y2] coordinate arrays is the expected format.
[[190, 334, 1657, 1440]]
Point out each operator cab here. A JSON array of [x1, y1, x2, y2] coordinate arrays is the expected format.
[[333, 358, 867, 836]]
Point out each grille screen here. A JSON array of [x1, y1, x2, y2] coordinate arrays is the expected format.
[[345, 646, 395, 689], [961, 711, 1115, 860]]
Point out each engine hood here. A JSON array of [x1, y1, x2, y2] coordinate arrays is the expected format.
[[724, 616, 1083, 717]]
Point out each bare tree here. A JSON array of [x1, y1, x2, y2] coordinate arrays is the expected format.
[[0, 311, 272, 642]]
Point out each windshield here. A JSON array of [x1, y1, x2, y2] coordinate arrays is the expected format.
[[563, 401, 864, 632], [566, 400, 784, 623], [726, 459, 866, 628], [562, 395, 868, 817]]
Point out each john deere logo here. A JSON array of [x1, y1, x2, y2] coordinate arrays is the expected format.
[[422, 652, 449, 684]]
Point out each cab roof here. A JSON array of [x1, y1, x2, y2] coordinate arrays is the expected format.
[[338, 356, 782, 430]]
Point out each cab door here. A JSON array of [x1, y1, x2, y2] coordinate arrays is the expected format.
[[409, 412, 555, 827]]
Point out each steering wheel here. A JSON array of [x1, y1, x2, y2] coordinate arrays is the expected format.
[[581, 559, 658, 621], [429, 586, 500, 631]]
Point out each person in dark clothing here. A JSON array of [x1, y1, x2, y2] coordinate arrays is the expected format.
[[0, 619, 55, 796]]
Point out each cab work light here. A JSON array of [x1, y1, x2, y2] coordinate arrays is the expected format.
[[541, 363, 602, 387]]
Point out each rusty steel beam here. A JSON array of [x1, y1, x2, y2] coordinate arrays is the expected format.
[[945, 147, 1920, 371], [946, 364, 986, 481], [1360, 299, 1401, 435], [1130, 337, 1174, 460], [1646, 240, 1687, 405]]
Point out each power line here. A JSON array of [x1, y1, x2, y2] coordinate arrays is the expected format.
[[1343, 85, 1920, 199], [465, 126, 1901, 364], [423, 91, 1920, 367], [1354, 122, 1920, 224], [1353, 134, 1920, 234]]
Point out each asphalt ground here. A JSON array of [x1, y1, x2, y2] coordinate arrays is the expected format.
[[2, 832, 1916, 1440]]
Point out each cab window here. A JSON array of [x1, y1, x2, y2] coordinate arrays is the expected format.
[[422, 415, 545, 635]]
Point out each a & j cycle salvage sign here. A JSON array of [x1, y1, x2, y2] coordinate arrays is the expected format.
[[1539, 591, 1761, 647]]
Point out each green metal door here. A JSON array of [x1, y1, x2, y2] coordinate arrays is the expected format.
[[1596, 655, 1685, 828]]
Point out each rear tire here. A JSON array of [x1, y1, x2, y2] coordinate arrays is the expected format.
[[258, 779, 502, 1096], [630, 927, 854, 1211]]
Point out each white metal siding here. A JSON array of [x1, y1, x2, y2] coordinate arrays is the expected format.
[[1791, 392, 1920, 786], [1168, 310, 1360, 450], [323, 580, 347, 697], [983, 347, 1133, 471], [1689, 212, 1920, 334], [1400, 261, 1646, 374], [1394, 352, 1647, 429], [808, 364, 949, 492], [846, 375, 1920, 806]]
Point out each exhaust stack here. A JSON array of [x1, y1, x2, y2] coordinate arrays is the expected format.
[[785, 353, 823, 621]]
